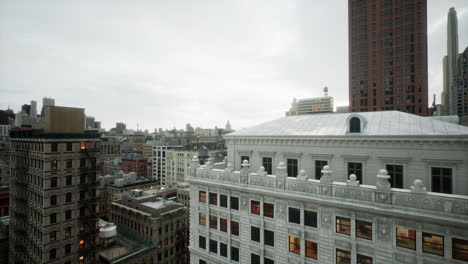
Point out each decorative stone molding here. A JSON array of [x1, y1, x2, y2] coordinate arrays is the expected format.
[[188, 163, 468, 217], [378, 156, 411, 165], [309, 153, 334, 160], [283, 152, 302, 159], [259, 151, 276, 157], [341, 154, 369, 161], [422, 158, 463, 168]]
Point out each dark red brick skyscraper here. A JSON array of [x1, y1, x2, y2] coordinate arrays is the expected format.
[[349, 0, 428, 115]]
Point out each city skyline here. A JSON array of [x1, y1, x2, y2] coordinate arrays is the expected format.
[[1, 0, 468, 130]]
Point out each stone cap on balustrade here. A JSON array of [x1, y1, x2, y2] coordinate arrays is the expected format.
[[188, 160, 468, 219]]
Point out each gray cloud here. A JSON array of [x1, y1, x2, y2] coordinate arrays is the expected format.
[[1, 0, 467, 130]]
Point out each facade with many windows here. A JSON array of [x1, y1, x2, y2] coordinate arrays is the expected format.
[[226, 111, 468, 195], [187, 157, 468, 264]]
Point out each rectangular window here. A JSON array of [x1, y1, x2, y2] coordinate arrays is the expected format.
[[262, 157, 273, 174], [264, 229, 274, 247], [356, 220, 372, 240], [209, 239, 217, 254], [231, 246, 239, 262], [336, 249, 351, 264], [66, 175, 72, 186], [315, 160, 328, 180], [199, 261, 206, 264], [251, 226, 260, 242], [431, 167, 452, 194], [210, 215, 217, 229], [199, 213, 206, 226], [230, 196, 239, 210], [264, 203, 274, 218], [220, 243, 227, 257], [220, 218, 228, 232], [66, 159, 73, 169], [49, 231, 57, 241], [209, 192, 217, 206], [199, 191, 207, 203], [287, 158, 298, 177], [231, 221, 239, 236], [65, 227, 71, 237], [220, 194, 227, 207], [66, 142, 72, 151], [199, 236, 206, 249], [80, 158, 86, 168], [51, 143, 58, 152], [304, 210, 317, 228], [357, 254, 373, 264], [289, 207, 300, 224], [453, 238, 468, 261], [306, 240, 318, 259], [422, 233, 444, 256], [51, 177, 58, 188], [251, 254, 260, 264], [251, 200, 260, 215], [51, 160, 58, 170], [289, 236, 300, 254], [264, 257, 274, 264], [336, 217, 351, 235], [396, 227, 416, 249], [348, 162, 363, 183], [386, 164, 403, 188]]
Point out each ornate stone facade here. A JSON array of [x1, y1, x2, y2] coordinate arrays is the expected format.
[[188, 159, 468, 264]]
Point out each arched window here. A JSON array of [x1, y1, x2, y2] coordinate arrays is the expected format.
[[349, 117, 361, 133]]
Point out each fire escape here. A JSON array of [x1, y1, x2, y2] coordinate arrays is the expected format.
[[78, 142, 99, 264], [11, 149, 31, 264]]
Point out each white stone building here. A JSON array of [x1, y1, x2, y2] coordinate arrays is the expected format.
[[152, 145, 181, 185], [225, 111, 468, 195], [187, 158, 468, 264]]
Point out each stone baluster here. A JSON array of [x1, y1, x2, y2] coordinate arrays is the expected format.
[[258, 166, 267, 177], [376, 169, 392, 205], [319, 165, 333, 196], [347, 174, 360, 186], [410, 179, 426, 193], [188, 155, 199, 177], [276, 162, 287, 190], [240, 159, 250, 185], [297, 169, 308, 181]]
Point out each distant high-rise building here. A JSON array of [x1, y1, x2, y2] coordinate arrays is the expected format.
[[348, 0, 428, 115], [9, 106, 100, 264], [286, 87, 334, 116], [441, 7, 459, 116], [457, 47, 468, 120], [85, 116, 95, 129], [30, 100, 37, 119], [40, 97, 55, 117], [115, 122, 126, 134]]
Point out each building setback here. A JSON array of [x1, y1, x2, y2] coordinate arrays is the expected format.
[[9, 106, 100, 264], [348, 0, 428, 115]]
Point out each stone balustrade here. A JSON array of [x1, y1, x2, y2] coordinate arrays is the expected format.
[[188, 156, 468, 218]]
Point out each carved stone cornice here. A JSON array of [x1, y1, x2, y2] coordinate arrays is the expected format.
[[309, 153, 333, 160], [378, 156, 412, 165], [283, 152, 302, 159], [422, 159, 463, 167], [259, 151, 276, 157], [340, 154, 369, 161], [238, 150, 253, 156]]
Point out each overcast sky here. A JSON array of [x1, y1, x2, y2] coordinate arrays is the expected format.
[[1, 0, 468, 131]]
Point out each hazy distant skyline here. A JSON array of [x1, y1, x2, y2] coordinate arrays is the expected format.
[[1, 0, 468, 131]]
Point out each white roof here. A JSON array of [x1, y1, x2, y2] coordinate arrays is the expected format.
[[227, 111, 468, 137]]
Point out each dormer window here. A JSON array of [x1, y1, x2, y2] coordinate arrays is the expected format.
[[347, 114, 366, 134], [350, 117, 361, 133]]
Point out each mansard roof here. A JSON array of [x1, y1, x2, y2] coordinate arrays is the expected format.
[[227, 111, 468, 137]]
